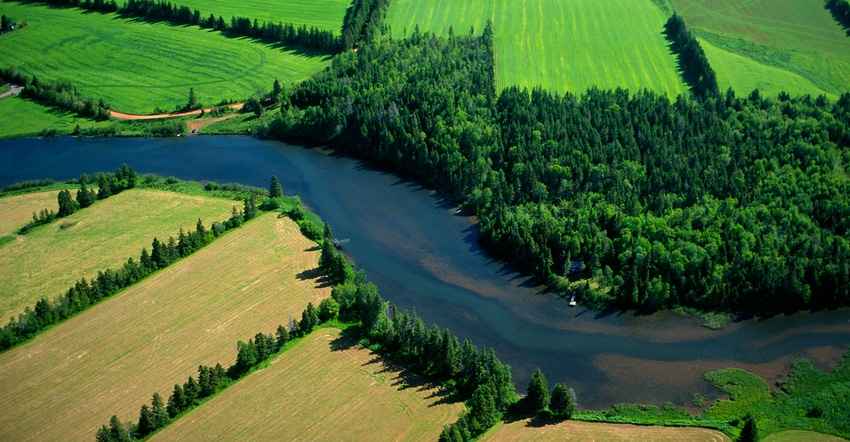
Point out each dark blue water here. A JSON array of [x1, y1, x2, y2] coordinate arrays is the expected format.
[[3, 135, 849, 409]]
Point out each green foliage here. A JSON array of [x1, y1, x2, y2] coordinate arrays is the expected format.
[[550, 383, 576, 418], [268, 175, 283, 198], [317, 297, 340, 322], [526, 368, 549, 413]]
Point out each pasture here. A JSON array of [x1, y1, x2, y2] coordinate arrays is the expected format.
[[166, 0, 350, 33], [149, 328, 466, 441], [0, 96, 112, 139], [0, 188, 235, 321], [0, 213, 329, 441], [386, 0, 686, 97], [480, 419, 731, 442], [762, 430, 849, 442], [671, 0, 850, 97], [0, 3, 331, 113]]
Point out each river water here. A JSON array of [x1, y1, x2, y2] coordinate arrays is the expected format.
[[2, 135, 849, 409]]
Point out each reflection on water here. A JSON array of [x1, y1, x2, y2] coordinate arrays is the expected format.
[[2, 135, 849, 409]]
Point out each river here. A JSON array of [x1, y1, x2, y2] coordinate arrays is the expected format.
[[2, 135, 849, 410]]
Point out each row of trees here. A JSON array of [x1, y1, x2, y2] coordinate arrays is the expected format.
[[271, 24, 850, 314], [339, 0, 391, 50], [0, 67, 112, 120], [0, 175, 265, 352], [664, 14, 719, 98]]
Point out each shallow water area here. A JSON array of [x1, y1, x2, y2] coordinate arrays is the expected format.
[[2, 135, 849, 409]]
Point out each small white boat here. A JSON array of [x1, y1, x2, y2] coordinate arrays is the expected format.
[[569, 293, 577, 307]]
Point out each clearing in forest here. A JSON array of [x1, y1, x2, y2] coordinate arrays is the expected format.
[[0, 3, 331, 113], [149, 328, 466, 442], [671, 0, 850, 98], [386, 0, 686, 97], [480, 418, 732, 442], [0, 188, 236, 320], [0, 213, 329, 441]]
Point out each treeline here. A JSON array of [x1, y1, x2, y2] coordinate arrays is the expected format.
[[271, 26, 850, 314], [2, 178, 55, 193], [121, 0, 341, 52], [0, 66, 111, 120], [826, 0, 850, 31], [664, 14, 719, 98], [0, 174, 267, 352], [16, 165, 137, 234], [339, 0, 391, 50]]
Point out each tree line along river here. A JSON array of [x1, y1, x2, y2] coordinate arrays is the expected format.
[[1, 135, 849, 409]]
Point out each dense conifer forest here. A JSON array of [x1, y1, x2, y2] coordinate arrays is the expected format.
[[262, 25, 850, 314]]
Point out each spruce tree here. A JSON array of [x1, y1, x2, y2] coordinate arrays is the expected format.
[[269, 175, 283, 198], [526, 368, 549, 413]]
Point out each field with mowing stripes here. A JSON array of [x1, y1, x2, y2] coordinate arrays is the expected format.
[[0, 213, 329, 442], [480, 418, 732, 442], [0, 189, 236, 325], [170, 0, 350, 32], [672, 0, 850, 97], [0, 3, 331, 113], [386, 0, 686, 96], [149, 328, 466, 441], [0, 97, 112, 139]]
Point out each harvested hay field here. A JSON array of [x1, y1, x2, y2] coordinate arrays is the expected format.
[[763, 430, 848, 442], [479, 419, 731, 442], [0, 188, 236, 320], [149, 328, 466, 441], [0, 213, 329, 442]]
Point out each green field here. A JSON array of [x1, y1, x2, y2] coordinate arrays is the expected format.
[[481, 419, 731, 441], [150, 328, 466, 441], [0, 189, 236, 320], [0, 96, 112, 139], [0, 3, 331, 113], [166, 0, 350, 33], [386, 0, 686, 96], [0, 213, 329, 441], [672, 0, 850, 97]]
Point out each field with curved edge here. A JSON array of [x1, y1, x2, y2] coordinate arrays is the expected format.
[[0, 189, 236, 325], [762, 430, 849, 442], [479, 419, 732, 442], [671, 0, 850, 97], [0, 3, 331, 113], [0, 213, 329, 442], [386, 0, 686, 96], [149, 328, 466, 442], [167, 0, 350, 33]]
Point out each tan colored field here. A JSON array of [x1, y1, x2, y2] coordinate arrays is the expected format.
[[150, 328, 466, 441], [0, 213, 329, 442], [480, 419, 732, 442], [0, 190, 57, 235], [0, 188, 237, 320], [763, 430, 848, 442]]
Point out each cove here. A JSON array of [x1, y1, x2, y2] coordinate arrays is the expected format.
[[2, 135, 849, 409]]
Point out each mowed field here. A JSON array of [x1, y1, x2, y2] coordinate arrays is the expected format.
[[386, 0, 686, 96], [150, 328, 466, 441], [480, 419, 731, 442], [0, 96, 112, 139], [0, 213, 329, 441], [671, 0, 850, 97], [762, 430, 849, 442], [0, 189, 235, 324], [169, 0, 350, 32], [0, 3, 331, 114]]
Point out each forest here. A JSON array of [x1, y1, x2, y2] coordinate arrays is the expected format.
[[261, 24, 850, 314]]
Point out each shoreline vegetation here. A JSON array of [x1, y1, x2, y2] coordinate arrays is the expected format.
[[3, 172, 849, 442]]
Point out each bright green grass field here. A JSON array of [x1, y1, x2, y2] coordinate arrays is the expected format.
[[0, 96, 112, 139], [387, 0, 686, 97], [0, 3, 331, 114], [672, 0, 850, 97], [167, 0, 350, 33]]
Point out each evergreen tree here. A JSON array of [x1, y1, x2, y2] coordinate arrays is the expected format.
[[151, 392, 168, 428], [469, 383, 498, 431], [550, 382, 575, 418], [276, 324, 290, 349], [268, 175, 283, 198], [526, 368, 549, 413], [738, 414, 760, 442], [57, 189, 78, 217], [167, 384, 186, 417], [136, 404, 155, 437]]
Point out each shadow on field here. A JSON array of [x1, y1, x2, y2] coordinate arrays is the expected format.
[[296, 266, 333, 288]]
